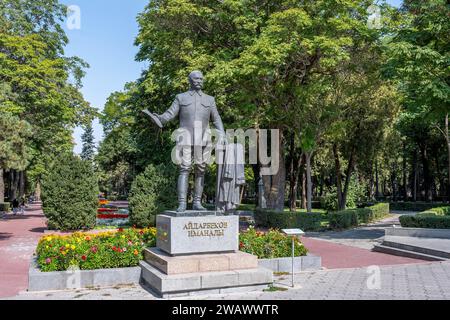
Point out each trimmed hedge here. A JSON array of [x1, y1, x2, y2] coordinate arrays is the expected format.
[[329, 210, 359, 229], [329, 203, 390, 230], [255, 209, 322, 231], [0, 202, 10, 212], [399, 215, 450, 229], [399, 206, 450, 229], [389, 202, 444, 212]]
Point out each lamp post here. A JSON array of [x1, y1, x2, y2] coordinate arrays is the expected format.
[[281, 228, 305, 288]]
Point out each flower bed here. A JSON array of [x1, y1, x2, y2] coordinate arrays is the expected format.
[[239, 227, 308, 259], [37, 227, 309, 272], [36, 228, 156, 272], [97, 214, 129, 219]]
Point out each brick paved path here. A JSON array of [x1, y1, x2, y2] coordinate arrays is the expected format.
[[0, 203, 47, 298], [301, 237, 425, 269]]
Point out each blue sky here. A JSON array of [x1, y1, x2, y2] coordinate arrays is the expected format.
[[66, 0, 402, 153]]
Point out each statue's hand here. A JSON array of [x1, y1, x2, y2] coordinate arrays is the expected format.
[[142, 109, 163, 128]]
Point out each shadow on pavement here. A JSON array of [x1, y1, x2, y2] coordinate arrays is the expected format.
[[0, 232, 13, 241]]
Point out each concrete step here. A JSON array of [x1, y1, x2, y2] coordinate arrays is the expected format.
[[372, 244, 446, 261], [382, 236, 450, 259]]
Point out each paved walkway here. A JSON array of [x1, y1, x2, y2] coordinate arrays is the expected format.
[[10, 261, 450, 300], [0, 205, 430, 299], [0, 203, 47, 298], [304, 213, 415, 250]]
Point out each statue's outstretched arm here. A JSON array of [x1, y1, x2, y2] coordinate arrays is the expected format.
[[158, 95, 181, 125]]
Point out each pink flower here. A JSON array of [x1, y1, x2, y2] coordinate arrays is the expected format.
[[91, 246, 98, 253], [122, 248, 127, 252], [45, 258, 51, 264]]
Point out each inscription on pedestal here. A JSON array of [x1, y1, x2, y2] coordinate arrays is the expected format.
[[156, 214, 239, 255]]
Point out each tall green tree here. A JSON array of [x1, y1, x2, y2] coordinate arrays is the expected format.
[[0, 0, 94, 196], [134, 0, 387, 211], [0, 112, 32, 202], [385, 0, 450, 201], [81, 122, 95, 162]]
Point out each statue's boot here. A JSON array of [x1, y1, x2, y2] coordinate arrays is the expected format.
[[192, 174, 207, 211], [176, 172, 189, 212]]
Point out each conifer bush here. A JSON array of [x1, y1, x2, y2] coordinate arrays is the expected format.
[[41, 153, 99, 231], [129, 163, 177, 227]]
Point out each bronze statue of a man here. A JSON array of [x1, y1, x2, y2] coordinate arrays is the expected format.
[[146, 71, 225, 212]]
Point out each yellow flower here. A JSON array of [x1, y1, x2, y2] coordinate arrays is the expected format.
[[46, 245, 49, 249], [121, 235, 126, 239], [71, 245, 76, 250]]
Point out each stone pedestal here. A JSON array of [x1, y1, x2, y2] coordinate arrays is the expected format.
[[140, 211, 273, 297], [156, 213, 239, 255]]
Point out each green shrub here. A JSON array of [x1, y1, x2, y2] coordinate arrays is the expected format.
[[389, 202, 442, 212], [41, 153, 99, 231], [254, 209, 322, 231], [329, 203, 389, 229], [129, 164, 177, 227], [239, 227, 308, 259], [399, 215, 450, 229], [0, 202, 10, 212], [321, 175, 367, 211], [328, 210, 358, 229], [425, 206, 450, 216], [36, 228, 156, 272], [399, 205, 450, 229]]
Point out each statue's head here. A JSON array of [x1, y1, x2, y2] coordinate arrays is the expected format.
[[188, 70, 204, 91]]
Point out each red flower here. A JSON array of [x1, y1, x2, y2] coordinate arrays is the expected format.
[[139, 230, 144, 235], [81, 255, 87, 261], [112, 246, 117, 251], [239, 241, 244, 249], [118, 228, 124, 232]]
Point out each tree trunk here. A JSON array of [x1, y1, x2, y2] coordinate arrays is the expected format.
[[403, 143, 407, 201], [341, 147, 356, 210], [9, 170, 20, 201], [391, 162, 397, 202], [446, 113, 450, 203], [375, 159, 380, 199], [333, 143, 344, 210], [412, 150, 418, 202], [419, 142, 432, 202], [0, 169, 4, 203], [301, 163, 306, 209], [252, 164, 260, 207], [305, 151, 313, 213], [262, 130, 286, 211], [19, 171, 25, 199], [288, 155, 302, 211]]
